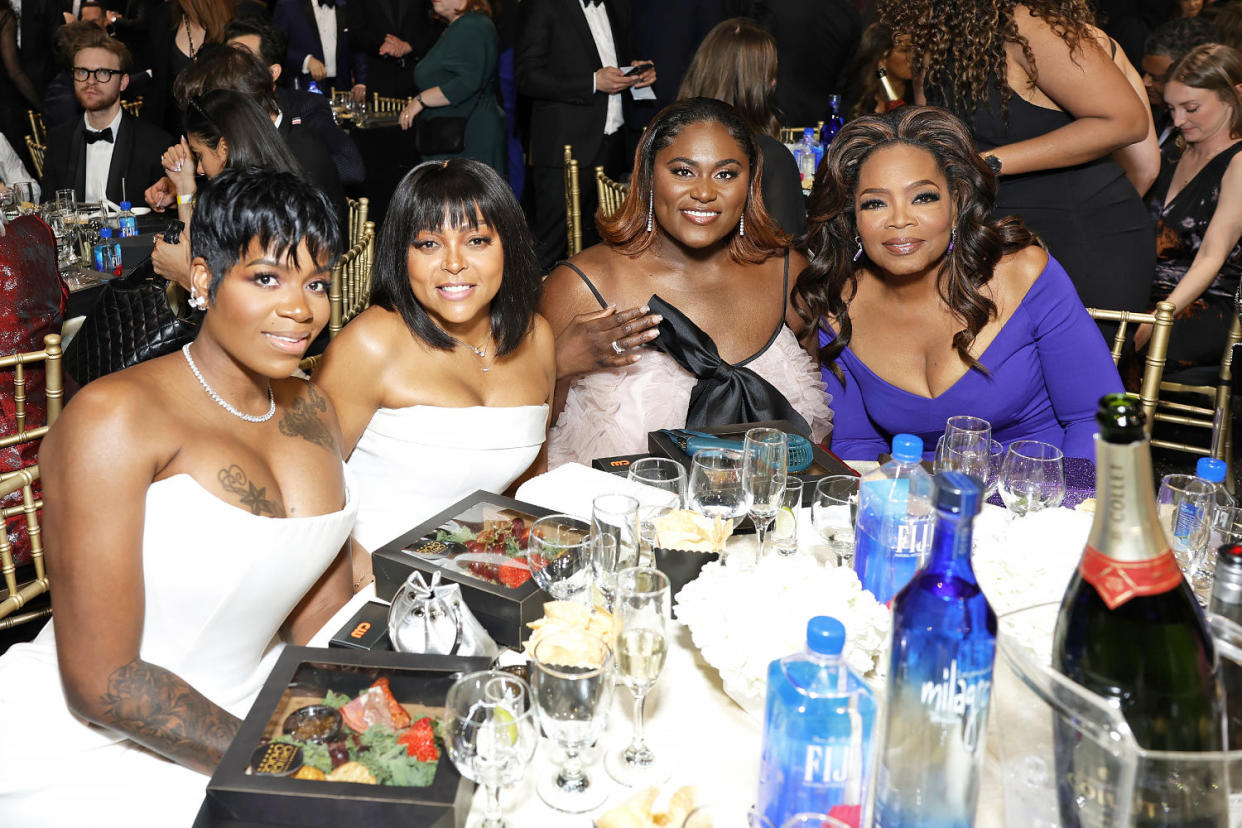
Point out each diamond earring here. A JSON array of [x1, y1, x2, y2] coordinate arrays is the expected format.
[[646, 190, 653, 233], [853, 236, 863, 262], [738, 212, 745, 237], [190, 289, 208, 310]]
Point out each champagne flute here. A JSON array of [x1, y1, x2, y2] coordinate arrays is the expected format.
[[627, 457, 687, 557], [443, 671, 539, 828], [998, 440, 1065, 517], [527, 514, 594, 603], [742, 427, 788, 559], [531, 631, 614, 812], [591, 531, 634, 612], [591, 493, 641, 580], [606, 566, 671, 787], [687, 448, 752, 559]]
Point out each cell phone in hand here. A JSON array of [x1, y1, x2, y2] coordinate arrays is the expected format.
[[622, 62, 653, 76], [163, 220, 184, 244]]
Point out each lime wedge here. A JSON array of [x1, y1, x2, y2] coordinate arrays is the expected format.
[[493, 707, 519, 745], [774, 506, 797, 538]]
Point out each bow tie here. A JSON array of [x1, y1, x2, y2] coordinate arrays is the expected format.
[[84, 127, 113, 144], [315, 0, 334, 8]]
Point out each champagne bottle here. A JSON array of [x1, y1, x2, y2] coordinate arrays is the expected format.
[[877, 67, 906, 112], [1052, 393, 1226, 827]]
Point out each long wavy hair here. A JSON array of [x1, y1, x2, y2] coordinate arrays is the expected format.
[[878, 0, 1096, 118], [677, 18, 781, 139], [795, 106, 1037, 381], [598, 97, 789, 264]]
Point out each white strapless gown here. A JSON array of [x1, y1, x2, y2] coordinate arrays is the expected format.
[[0, 472, 358, 827], [347, 404, 549, 552]]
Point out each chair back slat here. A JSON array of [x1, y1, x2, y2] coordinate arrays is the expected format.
[[327, 222, 377, 339], [0, 334, 63, 451], [27, 109, 45, 143], [1086, 302, 1175, 435], [594, 166, 629, 219], [25, 136, 45, 179], [564, 145, 582, 257]]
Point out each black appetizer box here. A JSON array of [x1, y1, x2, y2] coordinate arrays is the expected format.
[[647, 419, 857, 507], [329, 601, 392, 651], [590, 453, 652, 476], [372, 491, 555, 648], [198, 647, 488, 828]]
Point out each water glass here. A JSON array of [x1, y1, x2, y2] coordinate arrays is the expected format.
[[998, 440, 1065, 517], [1158, 474, 1215, 576], [531, 631, 614, 812], [606, 567, 671, 787], [687, 448, 751, 553], [812, 475, 860, 567], [743, 428, 788, 558], [443, 671, 539, 828], [528, 514, 593, 603], [771, 479, 803, 556], [55, 188, 76, 214]]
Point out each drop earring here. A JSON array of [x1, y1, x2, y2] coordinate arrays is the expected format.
[[853, 236, 863, 262], [646, 190, 653, 233], [738, 212, 745, 237], [189, 289, 208, 310], [948, 227, 956, 253]]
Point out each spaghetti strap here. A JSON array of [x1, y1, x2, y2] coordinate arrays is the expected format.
[[557, 260, 608, 309], [736, 250, 791, 368]]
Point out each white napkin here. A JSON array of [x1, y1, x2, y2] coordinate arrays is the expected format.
[[516, 462, 676, 520]]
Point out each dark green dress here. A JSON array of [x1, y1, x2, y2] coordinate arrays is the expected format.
[[413, 11, 505, 173]]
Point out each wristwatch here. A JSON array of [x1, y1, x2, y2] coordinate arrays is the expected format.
[[415, 93, 425, 107], [983, 154, 1002, 176]]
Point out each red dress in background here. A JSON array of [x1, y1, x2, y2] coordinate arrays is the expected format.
[[0, 216, 67, 566]]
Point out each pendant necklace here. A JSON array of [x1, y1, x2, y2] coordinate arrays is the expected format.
[[183, 14, 197, 59], [451, 335, 492, 372], [182, 344, 276, 423]]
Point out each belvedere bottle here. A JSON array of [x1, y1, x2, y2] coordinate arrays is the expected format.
[[1052, 393, 1226, 827]]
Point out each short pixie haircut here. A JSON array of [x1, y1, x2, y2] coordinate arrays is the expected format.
[[370, 159, 541, 357], [192, 167, 342, 299]]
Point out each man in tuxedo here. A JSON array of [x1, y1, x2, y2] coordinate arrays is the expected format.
[[42, 28, 170, 205], [225, 16, 365, 185], [347, 0, 441, 99], [272, 0, 367, 98], [517, 0, 655, 271]]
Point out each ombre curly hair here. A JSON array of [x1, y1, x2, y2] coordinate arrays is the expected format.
[[878, 0, 1097, 118]]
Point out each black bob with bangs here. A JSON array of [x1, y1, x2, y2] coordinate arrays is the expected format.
[[192, 167, 342, 299], [370, 159, 541, 356]]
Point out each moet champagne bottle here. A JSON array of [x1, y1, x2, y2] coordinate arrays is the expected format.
[[1052, 394, 1226, 827]]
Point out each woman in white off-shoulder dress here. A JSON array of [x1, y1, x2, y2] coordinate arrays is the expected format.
[[318, 159, 555, 556], [0, 170, 357, 826], [542, 98, 832, 468]]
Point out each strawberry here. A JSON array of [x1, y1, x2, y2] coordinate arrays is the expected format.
[[498, 559, 531, 588], [398, 717, 440, 762]]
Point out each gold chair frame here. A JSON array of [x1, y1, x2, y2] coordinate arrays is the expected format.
[[26, 109, 45, 144], [347, 196, 370, 247], [563, 145, 582, 258], [120, 97, 143, 118], [371, 93, 412, 114], [778, 123, 825, 144], [0, 333, 64, 630], [24, 136, 46, 180], [1086, 301, 1175, 437], [595, 166, 628, 219], [328, 220, 376, 338]]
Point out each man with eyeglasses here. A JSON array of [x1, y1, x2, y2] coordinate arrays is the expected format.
[[41, 27, 170, 207]]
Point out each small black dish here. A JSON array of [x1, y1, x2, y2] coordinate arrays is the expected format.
[[281, 705, 342, 744]]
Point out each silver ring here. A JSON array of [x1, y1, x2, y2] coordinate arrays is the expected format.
[[611, 340, 624, 355]]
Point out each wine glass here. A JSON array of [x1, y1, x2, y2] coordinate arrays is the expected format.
[[627, 457, 687, 557], [934, 416, 992, 482], [998, 440, 1065, 517], [530, 631, 614, 812], [1158, 473, 1215, 577], [528, 514, 593, 603], [443, 671, 539, 828], [742, 428, 788, 559], [606, 566, 671, 787], [687, 448, 752, 559], [812, 475, 860, 567]]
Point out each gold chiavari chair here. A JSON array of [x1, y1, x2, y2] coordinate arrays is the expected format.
[[24, 136, 46, 179], [371, 92, 411, 114], [120, 97, 143, 118], [564, 144, 582, 258], [1086, 302, 1175, 438], [347, 196, 370, 247], [0, 333, 63, 631], [595, 166, 629, 218], [778, 123, 825, 144], [1150, 312, 1242, 489], [26, 109, 45, 144], [328, 220, 376, 338]]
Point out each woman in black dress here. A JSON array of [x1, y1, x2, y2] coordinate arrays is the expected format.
[[880, 0, 1156, 317], [1144, 43, 1242, 370]]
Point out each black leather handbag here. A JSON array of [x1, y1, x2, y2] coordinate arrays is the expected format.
[[413, 91, 482, 156], [63, 260, 202, 386]]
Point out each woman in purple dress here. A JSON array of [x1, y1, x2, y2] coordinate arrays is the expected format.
[[795, 106, 1122, 461]]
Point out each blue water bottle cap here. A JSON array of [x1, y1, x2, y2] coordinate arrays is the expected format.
[[1197, 457, 1227, 484], [933, 470, 982, 516], [806, 616, 846, 656], [119, 201, 131, 211], [891, 433, 923, 463], [99, 227, 112, 238]]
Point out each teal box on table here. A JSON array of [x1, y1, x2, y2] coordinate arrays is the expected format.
[[372, 490, 555, 649], [198, 646, 488, 828]]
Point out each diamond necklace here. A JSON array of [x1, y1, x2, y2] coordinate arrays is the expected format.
[[450, 335, 492, 372], [182, 344, 276, 423]]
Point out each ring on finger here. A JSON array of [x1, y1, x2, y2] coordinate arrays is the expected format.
[[611, 340, 624, 355]]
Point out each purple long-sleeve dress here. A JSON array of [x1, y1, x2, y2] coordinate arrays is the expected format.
[[820, 255, 1122, 462]]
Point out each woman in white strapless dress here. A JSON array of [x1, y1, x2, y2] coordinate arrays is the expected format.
[[0, 171, 358, 826], [540, 98, 833, 468], [317, 159, 555, 556]]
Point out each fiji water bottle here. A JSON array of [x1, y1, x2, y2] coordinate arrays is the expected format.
[[802, 127, 823, 171], [853, 434, 934, 604], [93, 227, 121, 276], [875, 471, 997, 828], [821, 94, 845, 145], [756, 616, 878, 828], [117, 200, 138, 238]]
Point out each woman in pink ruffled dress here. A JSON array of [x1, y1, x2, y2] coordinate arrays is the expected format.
[[540, 97, 833, 468]]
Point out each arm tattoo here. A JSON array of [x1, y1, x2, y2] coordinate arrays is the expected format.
[[218, 464, 286, 517], [278, 383, 337, 452], [99, 658, 242, 775]]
